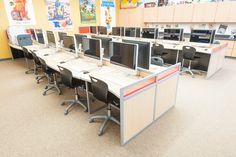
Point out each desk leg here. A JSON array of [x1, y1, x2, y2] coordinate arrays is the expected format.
[[85, 81, 91, 113], [176, 50, 180, 64]]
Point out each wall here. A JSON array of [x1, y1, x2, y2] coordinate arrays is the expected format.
[[0, 0, 120, 60]]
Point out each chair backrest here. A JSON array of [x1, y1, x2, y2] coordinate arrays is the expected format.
[[31, 51, 41, 65], [152, 44, 164, 56], [90, 76, 108, 103], [22, 47, 33, 59], [58, 66, 73, 88], [38, 57, 50, 73], [182, 46, 196, 60], [151, 57, 164, 66]]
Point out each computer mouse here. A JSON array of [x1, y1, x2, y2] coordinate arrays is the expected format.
[[60, 61, 66, 64], [83, 71, 89, 74], [44, 54, 49, 56]]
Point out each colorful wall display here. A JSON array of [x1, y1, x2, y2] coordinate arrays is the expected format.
[[120, 0, 138, 9], [100, 0, 116, 29], [3, 0, 36, 25], [79, 0, 97, 24], [45, 0, 73, 30]]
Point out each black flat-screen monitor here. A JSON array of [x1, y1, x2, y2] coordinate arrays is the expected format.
[[142, 28, 158, 39], [121, 27, 125, 36], [35, 29, 44, 44], [125, 27, 140, 37], [190, 29, 216, 44], [63, 36, 75, 52], [98, 26, 107, 35], [110, 42, 137, 70], [163, 28, 183, 41], [75, 34, 87, 50], [90, 26, 97, 34], [82, 38, 101, 59], [91, 36, 112, 58], [112, 27, 121, 36], [123, 39, 150, 70], [58, 32, 67, 41], [46, 31, 55, 45]]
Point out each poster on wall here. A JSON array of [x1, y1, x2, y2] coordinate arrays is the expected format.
[[120, 0, 138, 9], [100, 0, 116, 29], [45, 0, 73, 30], [79, 0, 97, 24], [3, 0, 36, 25]]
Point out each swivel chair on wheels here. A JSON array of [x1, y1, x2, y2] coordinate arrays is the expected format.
[[38, 57, 61, 95], [58, 66, 87, 115], [22, 47, 34, 74], [89, 76, 120, 136], [151, 44, 168, 66], [181, 46, 201, 78]]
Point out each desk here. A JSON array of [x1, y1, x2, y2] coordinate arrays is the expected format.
[[22, 43, 180, 145]]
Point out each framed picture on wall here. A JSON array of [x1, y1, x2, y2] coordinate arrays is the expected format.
[[3, 0, 36, 25], [79, 0, 97, 24]]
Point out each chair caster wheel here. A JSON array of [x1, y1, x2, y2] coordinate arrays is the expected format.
[[43, 92, 46, 96], [84, 109, 88, 112], [61, 102, 65, 106], [98, 131, 103, 136], [64, 111, 68, 115], [45, 86, 48, 90], [59, 92, 62, 95], [89, 119, 94, 123], [37, 82, 39, 84]]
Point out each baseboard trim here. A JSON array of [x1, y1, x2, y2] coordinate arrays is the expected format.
[[0, 58, 12, 61]]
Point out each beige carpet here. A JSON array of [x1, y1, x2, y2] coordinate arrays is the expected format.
[[0, 58, 236, 157]]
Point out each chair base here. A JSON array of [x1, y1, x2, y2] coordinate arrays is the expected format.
[[36, 75, 46, 84], [61, 98, 87, 115], [25, 69, 34, 74], [43, 83, 61, 96], [89, 107, 120, 136]]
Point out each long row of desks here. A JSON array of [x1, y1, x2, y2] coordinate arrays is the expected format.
[[9, 42, 181, 145]]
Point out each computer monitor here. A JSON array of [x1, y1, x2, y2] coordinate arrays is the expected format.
[[125, 27, 140, 37], [123, 39, 150, 70], [91, 36, 112, 58], [62, 36, 75, 52], [90, 26, 97, 34], [112, 27, 121, 36], [75, 34, 87, 50], [98, 26, 107, 35], [121, 27, 125, 36], [190, 29, 216, 44], [163, 28, 184, 41], [110, 42, 137, 70], [142, 28, 158, 39], [125, 27, 136, 37], [46, 31, 56, 46], [58, 32, 67, 41], [82, 37, 101, 59], [35, 29, 44, 44]]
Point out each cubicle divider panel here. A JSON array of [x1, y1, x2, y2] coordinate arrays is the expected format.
[[207, 45, 227, 79], [120, 75, 157, 145], [155, 64, 180, 120]]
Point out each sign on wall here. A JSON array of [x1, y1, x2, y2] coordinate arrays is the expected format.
[[45, 0, 73, 30], [3, 0, 36, 25], [79, 0, 97, 24], [100, 0, 116, 29]]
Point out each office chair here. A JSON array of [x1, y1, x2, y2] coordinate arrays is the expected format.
[[89, 76, 120, 136], [151, 44, 167, 66], [58, 66, 87, 115], [22, 47, 34, 74], [31, 51, 46, 83], [181, 46, 200, 78], [38, 57, 61, 95]]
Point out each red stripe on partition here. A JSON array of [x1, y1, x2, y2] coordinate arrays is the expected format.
[[213, 43, 228, 53], [123, 77, 156, 97], [157, 67, 179, 81], [79, 27, 90, 33]]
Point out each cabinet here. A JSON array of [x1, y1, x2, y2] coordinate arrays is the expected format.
[[228, 3, 236, 23], [157, 6, 175, 23], [118, 8, 144, 27], [143, 7, 158, 23], [214, 2, 231, 22], [173, 4, 194, 23], [192, 3, 217, 22]]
